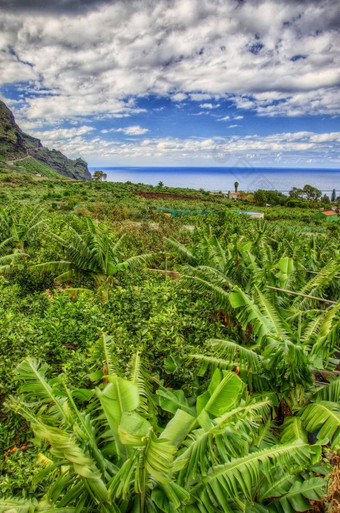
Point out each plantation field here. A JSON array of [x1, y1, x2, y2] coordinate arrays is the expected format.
[[0, 175, 339, 512]]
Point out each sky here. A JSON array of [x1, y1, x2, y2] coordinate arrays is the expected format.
[[0, 0, 339, 168]]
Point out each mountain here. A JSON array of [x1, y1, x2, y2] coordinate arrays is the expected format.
[[0, 99, 91, 181]]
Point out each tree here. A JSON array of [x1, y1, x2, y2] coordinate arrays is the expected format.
[[254, 189, 267, 205], [321, 193, 330, 204], [0, 205, 45, 273], [302, 184, 322, 202], [265, 190, 287, 205], [92, 170, 107, 181], [289, 186, 303, 199], [234, 181, 239, 193], [157, 181, 164, 187], [289, 185, 322, 202], [331, 188, 336, 202]]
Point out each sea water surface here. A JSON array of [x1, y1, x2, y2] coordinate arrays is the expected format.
[[89, 167, 340, 195]]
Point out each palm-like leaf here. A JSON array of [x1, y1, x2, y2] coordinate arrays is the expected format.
[[13, 358, 66, 420], [192, 441, 321, 511], [295, 259, 340, 307], [0, 205, 45, 252], [0, 250, 27, 272], [7, 353, 328, 512], [313, 377, 340, 402], [32, 217, 154, 288], [89, 333, 120, 378], [300, 400, 340, 448], [207, 338, 263, 371], [165, 236, 197, 264], [260, 476, 325, 512], [128, 351, 157, 420]]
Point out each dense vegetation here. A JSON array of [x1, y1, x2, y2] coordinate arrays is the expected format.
[[0, 176, 339, 513]]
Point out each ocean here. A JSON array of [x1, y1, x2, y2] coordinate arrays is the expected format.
[[89, 166, 340, 195]]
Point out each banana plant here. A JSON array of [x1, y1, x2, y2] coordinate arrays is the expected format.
[[32, 217, 155, 292], [191, 332, 340, 449], [166, 235, 339, 392], [4, 344, 326, 512], [0, 204, 45, 253], [165, 233, 340, 309], [0, 249, 28, 273], [7, 355, 184, 513]]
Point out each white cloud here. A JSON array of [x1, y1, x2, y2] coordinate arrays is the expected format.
[[190, 93, 213, 101], [33, 126, 95, 142], [118, 126, 149, 135], [199, 103, 220, 109], [101, 125, 149, 135], [172, 92, 187, 102], [310, 132, 340, 143], [31, 128, 340, 166], [0, 0, 338, 123], [218, 115, 244, 122], [234, 88, 340, 117]]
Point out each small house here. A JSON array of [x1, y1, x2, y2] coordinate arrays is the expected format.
[[229, 192, 241, 199], [314, 210, 340, 222]]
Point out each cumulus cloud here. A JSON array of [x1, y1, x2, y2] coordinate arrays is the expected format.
[[0, 0, 339, 123], [33, 126, 95, 142], [31, 127, 340, 166], [100, 125, 149, 135], [172, 92, 187, 102], [199, 103, 220, 109]]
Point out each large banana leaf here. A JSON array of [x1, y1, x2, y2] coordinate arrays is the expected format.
[[14, 358, 66, 420], [300, 400, 340, 448], [196, 369, 245, 420], [96, 376, 140, 458], [262, 476, 325, 512], [193, 441, 321, 511]]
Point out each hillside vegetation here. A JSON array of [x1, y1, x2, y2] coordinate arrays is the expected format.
[[0, 99, 91, 180]]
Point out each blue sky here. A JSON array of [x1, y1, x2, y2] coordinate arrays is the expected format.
[[0, 0, 339, 168]]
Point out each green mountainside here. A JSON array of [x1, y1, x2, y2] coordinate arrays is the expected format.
[[0, 99, 91, 180]]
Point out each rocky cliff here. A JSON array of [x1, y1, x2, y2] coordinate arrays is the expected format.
[[0, 99, 91, 181]]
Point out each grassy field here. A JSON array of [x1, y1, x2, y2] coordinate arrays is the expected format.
[[0, 156, 64, 179]]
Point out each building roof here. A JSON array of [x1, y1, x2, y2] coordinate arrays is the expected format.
[[322, 210, 337, 215]]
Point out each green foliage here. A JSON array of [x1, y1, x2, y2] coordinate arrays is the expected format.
[[253, 189, 286, 206], [289, 184, 322, 202], [3, 358, 325, 512], [92, 170, 107, 181], [0, 180, 338, 510], [32, 217, 155, 292], [13, 157, 63, 179]]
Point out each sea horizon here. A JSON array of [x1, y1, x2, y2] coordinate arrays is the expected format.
[[89, 166, 340, 195]]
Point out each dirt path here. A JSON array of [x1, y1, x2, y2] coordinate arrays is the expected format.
[[6, 156, 29, 166]]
